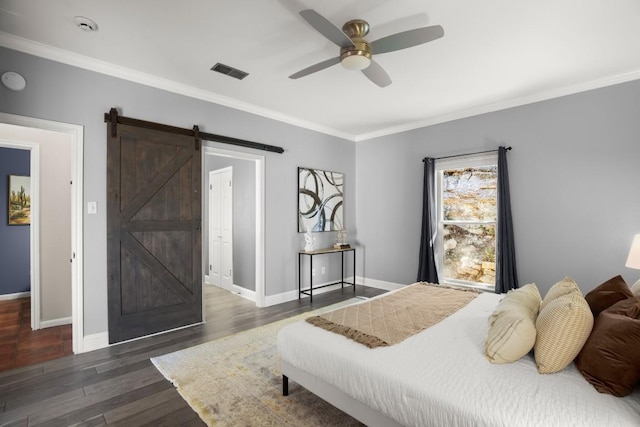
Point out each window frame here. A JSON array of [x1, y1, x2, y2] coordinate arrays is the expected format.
[[435, 152, 498, 292]]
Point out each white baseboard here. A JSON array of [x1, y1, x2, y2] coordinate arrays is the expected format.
[[0, 291, 30, 300], [40, 316, 72, 328], [264, 289, 298, 307], [81, 332, 109, 353], [232, 284, 256, 301], [204, 282, 255, 302], [355, 276, 404, 291]]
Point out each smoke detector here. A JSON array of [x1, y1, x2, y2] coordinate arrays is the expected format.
[[1, 72, 27, 91], [73, 16, 98, 32]]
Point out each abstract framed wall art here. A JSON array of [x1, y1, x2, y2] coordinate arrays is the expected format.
[[298, 167, 344, 232], [8, 175, 30, 225]]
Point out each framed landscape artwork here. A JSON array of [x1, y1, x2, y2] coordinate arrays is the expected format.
[[8, 175, 31, 225], [298, 167, 344, 232]]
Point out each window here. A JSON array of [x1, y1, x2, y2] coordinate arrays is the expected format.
[[436, 153, 498, 291]]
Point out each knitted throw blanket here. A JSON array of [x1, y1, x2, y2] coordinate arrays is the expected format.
[[306, 282, 479, 348]]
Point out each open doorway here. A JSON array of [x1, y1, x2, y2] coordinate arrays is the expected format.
[[202, 145, 265, 308], [0, 113, 84, 355]]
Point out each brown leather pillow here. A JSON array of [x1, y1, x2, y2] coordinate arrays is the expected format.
[[575, 296, 640, 397], [584, 275, 632, 317]]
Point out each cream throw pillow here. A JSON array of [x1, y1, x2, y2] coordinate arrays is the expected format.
[[631, 279, 640, 297], [540, 276, 580, 312], [535, 289, 594, 374], [489, 283, 541, 321], [500, 283, 541, 314], [485, 284, 541, 364]]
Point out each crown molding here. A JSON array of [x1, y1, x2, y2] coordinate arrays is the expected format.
[[3, 31, 639, 143], [0, 32, 357, 141], [355, 68, 640, 141]]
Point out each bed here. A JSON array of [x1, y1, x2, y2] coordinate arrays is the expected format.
[[276, 284, 640, 426]]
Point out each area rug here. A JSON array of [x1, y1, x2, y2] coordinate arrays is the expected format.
[[151, 299, 366, 426]]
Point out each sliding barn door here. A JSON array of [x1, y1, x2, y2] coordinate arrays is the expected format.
[[107, 123, 202, 344]]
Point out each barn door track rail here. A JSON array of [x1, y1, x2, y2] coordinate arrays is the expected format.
[[104, 108, 284, 154]]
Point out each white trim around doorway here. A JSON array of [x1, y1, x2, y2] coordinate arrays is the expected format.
[[0, 113, 85, 354], [202, 145, 265, 309]]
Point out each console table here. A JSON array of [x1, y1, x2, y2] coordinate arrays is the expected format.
[[298, 247, 356, 302]]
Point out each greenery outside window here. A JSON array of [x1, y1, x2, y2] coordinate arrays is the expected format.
[[436, 153, 498, 291]]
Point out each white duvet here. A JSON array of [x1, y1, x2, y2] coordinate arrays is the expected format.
[[277, 292, 640, 427]]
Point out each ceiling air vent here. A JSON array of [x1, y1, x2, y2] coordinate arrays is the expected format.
[[210, 63, 249, 80]]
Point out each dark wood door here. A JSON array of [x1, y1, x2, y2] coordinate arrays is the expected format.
[[107, 123, 202, 344]]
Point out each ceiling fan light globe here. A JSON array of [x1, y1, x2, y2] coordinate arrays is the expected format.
[[341, 53, 371, 71]]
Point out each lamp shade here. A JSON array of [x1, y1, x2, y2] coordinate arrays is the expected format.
[[625, 234, 640, 269]]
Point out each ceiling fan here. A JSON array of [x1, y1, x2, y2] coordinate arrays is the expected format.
[[289, 9, 444, 87]]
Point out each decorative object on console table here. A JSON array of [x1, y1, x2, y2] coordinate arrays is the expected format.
[[298, 167, 344, 232], [304, 229, 316, 252], [8, 175, 31, 225], [334, 229, 350, 249], [625, 234, 640, 293]]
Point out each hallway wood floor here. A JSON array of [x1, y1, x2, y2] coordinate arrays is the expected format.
[[0, 285, 386, 426], [0, 298, 73, 372]]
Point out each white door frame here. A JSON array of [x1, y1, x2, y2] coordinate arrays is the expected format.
[[202, 145, 265, 308], [0, 113, 84, 353]]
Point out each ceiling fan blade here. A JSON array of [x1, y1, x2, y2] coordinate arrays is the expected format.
[[299, 9, 355, 48], [370, 25, 444, 55], [362, 60, 391, 88], [289, 56, 341, 79]]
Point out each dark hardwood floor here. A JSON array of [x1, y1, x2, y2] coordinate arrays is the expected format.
[[0, 285, 386, 426], [0, 298, 73, 372]]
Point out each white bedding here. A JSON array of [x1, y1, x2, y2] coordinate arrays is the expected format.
[[277, 292, 640, 427]]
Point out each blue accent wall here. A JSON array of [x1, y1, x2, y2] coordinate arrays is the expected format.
[[0, 147, 30, 295]]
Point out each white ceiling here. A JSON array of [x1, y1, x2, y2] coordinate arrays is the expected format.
[[1, 0, 640, 141]]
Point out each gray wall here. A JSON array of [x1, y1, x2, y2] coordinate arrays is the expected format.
[[204, 155, 256, 291], [4, 44, 639, 337], [356, 80, 640, 295], [0, 47, 356, 336]]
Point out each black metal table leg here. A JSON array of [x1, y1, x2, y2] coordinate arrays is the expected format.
[[341, 251, 344, 289], [309, 254, 313, 303], [298, 252, 301, 300], [283, 375, 289, 396], [353, 248, 356, 294]]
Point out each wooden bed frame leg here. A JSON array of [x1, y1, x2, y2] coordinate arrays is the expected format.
[[282, 374, 289, 396]]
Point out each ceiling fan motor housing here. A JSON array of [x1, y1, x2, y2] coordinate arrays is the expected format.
[[340, 19, 372, 70], [342, 19, 369, 39]]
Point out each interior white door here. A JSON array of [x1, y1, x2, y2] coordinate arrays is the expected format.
[[209, 167, 233, 290]]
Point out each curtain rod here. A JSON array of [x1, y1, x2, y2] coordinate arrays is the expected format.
[[422, 146, 511, 162]]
